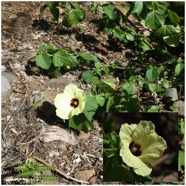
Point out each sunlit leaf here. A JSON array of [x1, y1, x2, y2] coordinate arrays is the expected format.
[[36, 53, 52, 70], [132, 1, 143, 15], [63, 8, 85, 27], [103, 5, 117, 20], [145, 68, 159, 82], [84, 96, 98, 121], [145, 9, 165, 30], [81, 70, 94, 83], [168, 9, 180, 26]]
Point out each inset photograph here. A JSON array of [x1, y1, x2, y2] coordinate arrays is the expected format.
[[103, 113, 183, 183]]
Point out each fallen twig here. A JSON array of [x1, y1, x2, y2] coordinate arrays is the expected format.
[[33, 156, 90, 184]]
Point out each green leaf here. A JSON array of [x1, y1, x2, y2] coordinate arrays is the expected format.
[[102, 78, 118, 90], [78, 52, 97, 61], [103, 66, 110, 75], [46, 2, 59, 22], [145, 68, 159, 82], [154, 25, 178, 37], [179, 118, 184, 135], [175, 63, 184, 76], [50, 7, 59, 22], [91, 76, 100, 85], [96, 95, 105, 106], [132, 1, 143, 15], [139, 40, 151, 51], [155, 85, 165, 93], [36, 53, 52, 70], [178, 150, 184, 171], [83, 96, 98, 121], [148, 105, 162, 112], [81, 70, 94, 83], [168, 9, 180, 26], [124, 96, 140, 112], [152, 2, 169, 12], [97, 82, 115, 93], [145, 9, 165, 30], [172, 68, 184, 87], [163, 35, 180, 47], [69, 113, 93, 132], [111, 62, 119, 69], [40, 5, 47, 13], [148, 83, 156, 92], [47, 64, 61, 78], [122, 82, 135, 95], [169, 105, 179, 112], [126, 33, 134, 41], [163, 82, 169, 89], [106, 96, 120, 112], [53, 50, 78, 68], [62, 8, 85, 27], [94, 61, 101, 69], [46, 2, 58, 9], [69, 2, 80, 9], [37, 44, 55, 54], [103, 5, 117, 20]]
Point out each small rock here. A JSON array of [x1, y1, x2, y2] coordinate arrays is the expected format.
[[44, 77, 70, 90], [27, 80, 40, 91], [163, 88, 178, 105], [1, 65, 7, 72], [8, 61, 21, 69], [2, 71, 18, 83], [41, 125, 77, 146], [74, 169, 95, 181], [89, 175, 97, 184], [28, 90, 58, 117], [78, 131, 90, 140], [44, 90, 58, 103], [173, 100, 184, 116], [1, 75, 11, 102]]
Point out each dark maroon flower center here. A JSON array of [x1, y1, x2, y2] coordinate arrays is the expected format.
[[129, 141, 142, 156], [70, 98, 79, 108]]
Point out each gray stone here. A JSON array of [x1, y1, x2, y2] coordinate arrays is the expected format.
[[2, 71, 18, 83], [1, 75, 11, 102], [1, 65, 6, 72], [173, 100, 185, 116], [74, 169, 95, 181], [44, 77, 70, 90], [164, 88, 178, 105], [28, 90, 58, 118]]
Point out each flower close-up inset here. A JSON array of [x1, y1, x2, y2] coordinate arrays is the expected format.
[[54, 84, 86, 120], [119, 120, 167, 177]]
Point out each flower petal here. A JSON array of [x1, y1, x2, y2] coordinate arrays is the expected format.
[[54, 93, 71, 110], [139, 134, 167, 165], [120, 146, 152, 176], [131, 121, 167, 165], [119, 124, 137, 145], [64, 84, 79, 97], [54, 93, 72, 119]]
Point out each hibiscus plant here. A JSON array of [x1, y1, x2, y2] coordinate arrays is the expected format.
[[54, 84, 99, 132]]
